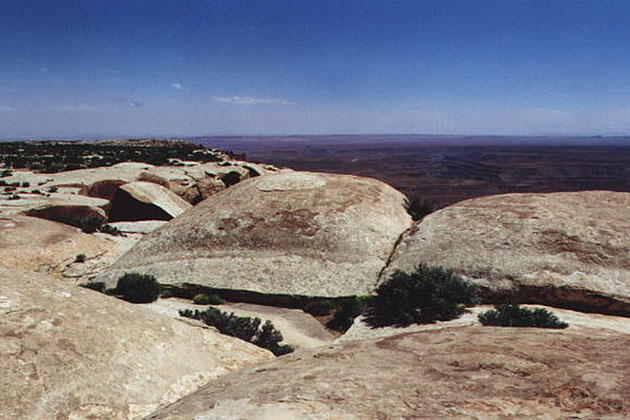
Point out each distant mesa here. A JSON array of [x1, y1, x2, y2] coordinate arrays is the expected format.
[[97, 171, 413, 297], [383, 190, 630, 316]]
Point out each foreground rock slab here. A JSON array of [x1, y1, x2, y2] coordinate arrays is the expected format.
[[147, 326, 630, 420], [383, 191, 630, 316], [99, 171, 412, 297], [0, 267, 272, 420]]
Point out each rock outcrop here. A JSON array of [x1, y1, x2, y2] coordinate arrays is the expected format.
[[23, 196, 109, 228], [0, 267, 272, 420], [98, 172, 412, 297], [1, 193, 109, 227], [0, 215, 112, 274], [109, 181, 192, 222], [383, 191, 630, 315], [146, 326, 630, 419]]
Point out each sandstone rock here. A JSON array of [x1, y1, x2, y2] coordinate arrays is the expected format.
[[0, 192, 108, 221], [3, 161, 281, 212], [23, 196, 109, 228], [109, 181, 192, 222], [47, 162, 152, 188], [337, 304, 630, 344], [0, 267, 272, 420], [98, 172, 412, 297], [382, 191, 630, 316], [146, 326, 630, 419], [0, 215, 111, 274]]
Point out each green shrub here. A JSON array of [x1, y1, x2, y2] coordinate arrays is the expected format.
[[79, 281, 106, 293], [326, 296, 373, 332], [254, 320, 294, 355], [180, 307, 294, 356], [160, 289, 173, 298], [405, 193, 437, 221], [478, 304, 569, 329], [112, 272, 161, 303], [192, 293, 224, 305], [368, 264, 476, 326]]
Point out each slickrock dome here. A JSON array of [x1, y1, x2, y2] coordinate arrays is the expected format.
[[383, 191, 630, 315], [0, 267, 272, 420], [99, 172, 412, 297]]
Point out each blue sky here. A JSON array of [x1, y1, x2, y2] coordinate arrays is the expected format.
[[2, 0, 630, 139]]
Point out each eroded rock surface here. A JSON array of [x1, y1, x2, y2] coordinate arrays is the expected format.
[[0, 215, 112, 274], [146, 326, 630, 420], [383, 191, 630, 316], [0, 267, 272, 420], [1, 193, 109, 226], [98, 172, 412, 297]]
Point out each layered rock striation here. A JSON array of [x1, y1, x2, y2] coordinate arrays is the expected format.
[[383, 191, 630, 315]]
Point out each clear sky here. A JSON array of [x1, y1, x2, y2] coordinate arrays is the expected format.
[[2, 0, 630, 139]]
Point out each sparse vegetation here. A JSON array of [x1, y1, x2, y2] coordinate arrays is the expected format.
[[192, 293, 224, 305], [327, 296, 372, 332], [0, 139, 228, 173], [74, 254, 86, 263], [405, 193, 437, 221], [367, 264, 476, 326], [99, 223, 124, 236], [180, 307, 294, 355], [111, 272, 161, 303], [478, 304, 569, 329]]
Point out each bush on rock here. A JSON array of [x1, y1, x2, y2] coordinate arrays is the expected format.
[[368, 264, 476, 326], [112, 272, 161, 303], [180, 307, 294, 356], [478, 304, 569, 329]]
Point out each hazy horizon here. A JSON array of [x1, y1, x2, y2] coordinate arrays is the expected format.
[[3, 1, 630, 139]]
